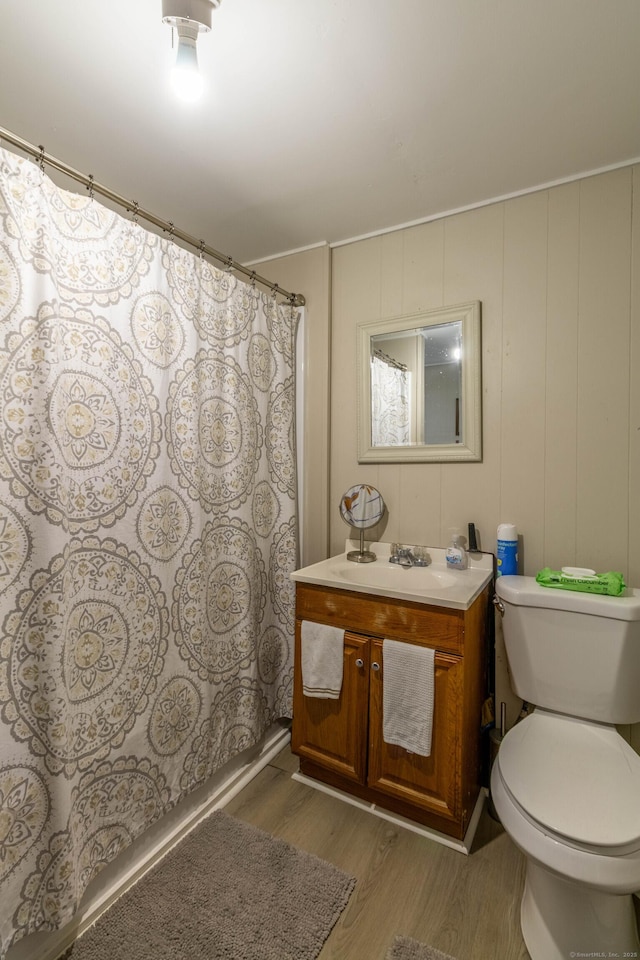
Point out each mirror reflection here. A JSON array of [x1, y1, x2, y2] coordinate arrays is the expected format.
[[372, 320, 463, 447], [357, 302, 481, 463]]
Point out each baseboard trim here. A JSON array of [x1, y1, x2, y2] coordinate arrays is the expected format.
[[292, 771, 486, 855]]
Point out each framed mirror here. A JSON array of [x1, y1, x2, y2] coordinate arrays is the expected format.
[[357, 301, 482, 463]]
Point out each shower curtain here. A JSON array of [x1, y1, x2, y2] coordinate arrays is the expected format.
[[0, 147, 298, 957], [370, 352, 410, 446]]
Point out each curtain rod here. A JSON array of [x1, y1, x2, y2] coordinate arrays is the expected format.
[[0, 125, 305, 308], [373, 347, 407, 372]]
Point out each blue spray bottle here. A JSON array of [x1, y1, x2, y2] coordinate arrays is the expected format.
[[496, 523, 518, 577]]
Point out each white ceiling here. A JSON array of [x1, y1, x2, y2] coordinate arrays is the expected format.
[[1, 0, 639, 264]]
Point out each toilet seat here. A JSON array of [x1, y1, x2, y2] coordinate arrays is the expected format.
[[499, 711, 640, 854], [492, 756, 640, 895]]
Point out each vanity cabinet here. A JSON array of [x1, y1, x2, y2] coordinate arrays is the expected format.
[[291, 582, 490, 840]]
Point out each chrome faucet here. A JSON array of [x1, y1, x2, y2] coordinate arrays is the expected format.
[[389, 543, 431, 567]]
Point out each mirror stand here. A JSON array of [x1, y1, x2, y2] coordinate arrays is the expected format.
[[347, 528, 377, 563]]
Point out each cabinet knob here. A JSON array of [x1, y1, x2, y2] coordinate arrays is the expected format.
[[355, 658, 364, 668], [371, 661, 380, 671]]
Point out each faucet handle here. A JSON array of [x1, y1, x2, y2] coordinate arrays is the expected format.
[[389, 543, 405, 564], [412, 545, 431, 566]]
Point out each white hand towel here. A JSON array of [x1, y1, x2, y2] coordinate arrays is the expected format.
[[301, 620, 345, 699], [382, 638, 435, 756]]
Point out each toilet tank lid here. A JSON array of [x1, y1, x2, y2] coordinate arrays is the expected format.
[[496, 575, 640, 620], [500, 713, 640, 849]]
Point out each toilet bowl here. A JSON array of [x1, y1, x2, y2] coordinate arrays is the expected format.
[[491, 711, 640, 958], [493, 576, 640, 960]]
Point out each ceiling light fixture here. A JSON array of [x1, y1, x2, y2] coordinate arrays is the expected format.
[[162, 0, 220, 102]]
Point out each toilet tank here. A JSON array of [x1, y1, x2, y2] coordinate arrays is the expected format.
[[495, 575, 640, 724]]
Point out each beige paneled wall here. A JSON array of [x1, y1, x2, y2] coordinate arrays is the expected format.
[[257, 168, 639, 739], [331, 167, 640, 588], [331, 167, 640, 737]]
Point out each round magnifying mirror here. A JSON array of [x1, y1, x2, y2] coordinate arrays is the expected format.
[[339, 483, 385, 562]]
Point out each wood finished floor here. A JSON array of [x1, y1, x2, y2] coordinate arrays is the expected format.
[[224, 744, 530, 960]]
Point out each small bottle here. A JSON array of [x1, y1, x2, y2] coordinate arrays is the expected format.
[[446, 534, 468, 570], [497, 523, 518, 577]]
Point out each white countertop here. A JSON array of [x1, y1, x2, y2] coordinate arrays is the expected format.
[[291, 540, 494, 610]]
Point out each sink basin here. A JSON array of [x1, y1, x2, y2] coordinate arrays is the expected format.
[[291, 541, 494, 610], [328, 561, 459, 591]]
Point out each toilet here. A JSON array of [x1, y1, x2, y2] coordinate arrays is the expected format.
[[491, 575, 640, 960]]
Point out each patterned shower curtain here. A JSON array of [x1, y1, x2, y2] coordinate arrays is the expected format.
[[370, 352, 410, 446], [0, 147, 298, 957]]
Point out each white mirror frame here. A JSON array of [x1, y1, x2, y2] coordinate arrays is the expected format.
[[357, 300, 482, 463]]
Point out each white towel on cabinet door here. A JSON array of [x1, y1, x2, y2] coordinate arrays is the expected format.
[[382, 638, 435, 756], [301, 620, 345, 699]]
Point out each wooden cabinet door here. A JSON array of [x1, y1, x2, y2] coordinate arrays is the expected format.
[[292, 627, 370, 784], [367, 637, 463, 822]]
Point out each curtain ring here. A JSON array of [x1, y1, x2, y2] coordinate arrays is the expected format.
[[198, 239, 205, 260], [224, 255, 233, 274], [132, 200, 139, 224], [37, 145, 46, 176], [86, 174, 95, 201], [249, 271, 256, 289], [167, 221, 174, 239]]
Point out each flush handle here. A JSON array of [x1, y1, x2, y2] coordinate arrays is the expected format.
[[493, 595, 505, 616]]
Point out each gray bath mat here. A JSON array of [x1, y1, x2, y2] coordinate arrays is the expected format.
[[386, 935, 458, 960], [63, 809, 356, 960]]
